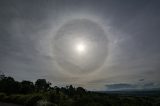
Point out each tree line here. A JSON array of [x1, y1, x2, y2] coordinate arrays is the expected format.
[[0, 74, 85, 95], [0, 73, 160, 106]]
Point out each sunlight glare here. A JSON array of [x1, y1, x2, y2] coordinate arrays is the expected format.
[[75, 42, 86, 54]]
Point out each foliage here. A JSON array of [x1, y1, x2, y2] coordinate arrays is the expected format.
[[37, 100, 57, 106], [0, 74, 160, 106], [20, 80, 35, 94], [24, 94, 43, 106], [35, 79, 51, 92]]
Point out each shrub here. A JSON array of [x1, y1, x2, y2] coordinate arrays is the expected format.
[[37, 100, 57, 106], [0, 93, 6, 101], [25, 94, 43, 106], [59, 98, 74, 106], [3, 96, 11, 102], [12, 94, 29, 104]]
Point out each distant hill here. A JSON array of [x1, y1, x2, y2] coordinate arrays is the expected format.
[[98, 89, 160, 96]]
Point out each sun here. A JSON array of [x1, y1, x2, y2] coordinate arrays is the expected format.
[[75, 42, 86, 54], [53, 19, 108, 75]]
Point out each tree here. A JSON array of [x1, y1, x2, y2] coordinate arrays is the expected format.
[[20, 80, 35, 94], [0, 76, 20, 94], [76, 87, 86, 95], [68, 85, 75, 96], [35, 79, 51, 92]]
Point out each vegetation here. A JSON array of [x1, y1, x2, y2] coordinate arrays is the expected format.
[[0, 74, 160, 106]]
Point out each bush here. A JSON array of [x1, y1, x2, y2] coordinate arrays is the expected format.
[[0, 94, 28, 104], [25, 94, 43, 106], [0, 93, 6, 101], [37, 100, 57, 106], [47, 91, 66, 104], [11, 94, 29, 104], [59, 98, 74, 106], [3, 96, 11, 102]]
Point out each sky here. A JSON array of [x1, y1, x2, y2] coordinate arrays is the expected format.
[[0, 0, 160, 91]]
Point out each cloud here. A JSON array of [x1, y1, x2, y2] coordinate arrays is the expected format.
[[105, 82, 160, 91], [139, 79, 144, 81], [0, 0, 160, 90], [106, 83, 137, 91], [143, 82, 155, 89]]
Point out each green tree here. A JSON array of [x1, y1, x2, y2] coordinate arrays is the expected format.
[[35, 79, 51, 92], [20, 80, 35, 94], [68, 85, 75, 96], [76, 87, 86, 95], [0, 76, 20, 94]]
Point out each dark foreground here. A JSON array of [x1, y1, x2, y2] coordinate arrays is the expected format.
[[0, 102, 22, 106], [0, 74, 160, 106], [1, 91, 160, 106]]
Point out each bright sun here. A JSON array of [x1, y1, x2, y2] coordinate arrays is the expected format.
[[75, 42, 86, 54]]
